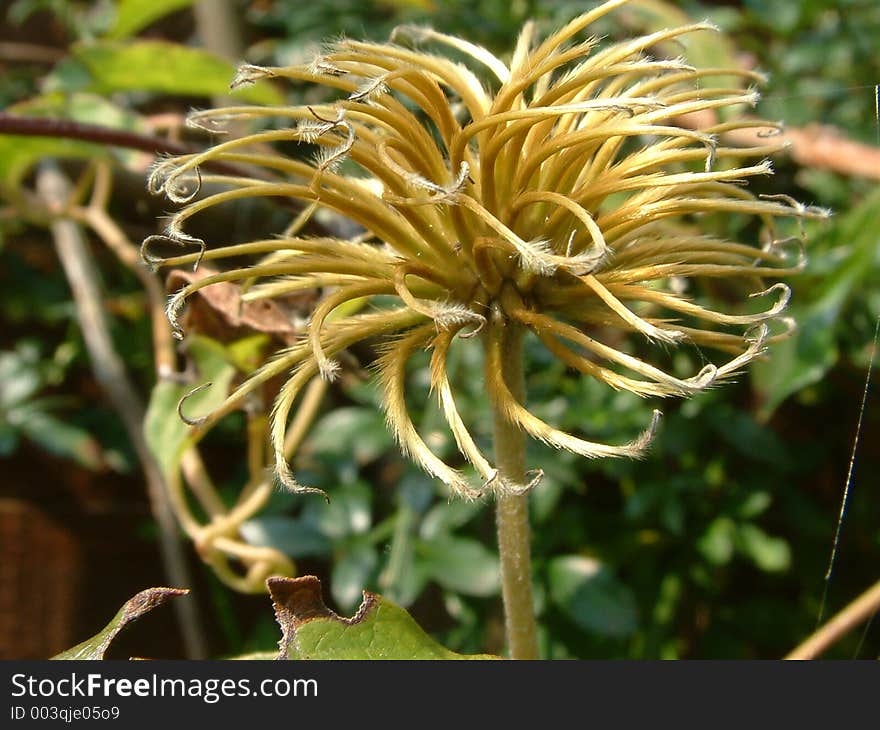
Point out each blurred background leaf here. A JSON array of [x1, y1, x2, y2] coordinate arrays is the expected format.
[[105, 0, 196, 40]]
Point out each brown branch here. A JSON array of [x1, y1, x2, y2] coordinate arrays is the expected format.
[[1, 114, 325, 222], [786, 579, 880, 659], [0, 113, 199, 157], [0, 113, 271, 180]]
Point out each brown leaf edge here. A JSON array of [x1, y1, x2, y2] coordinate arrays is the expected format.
[[268, 576, 378, 660], [52, 587, 188, 660]]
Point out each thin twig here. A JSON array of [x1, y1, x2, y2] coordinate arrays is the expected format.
[[786, 579, 880, 659], [0, 113, 275, 182], [36, 161, 209, 659], [1, 113, 328, 225], [1, 114, 196, 156], [0, 41, 65, 64]]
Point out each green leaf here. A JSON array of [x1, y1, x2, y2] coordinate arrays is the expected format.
[[239, 515, 331, 559], [0, 344, 103, 467], [380, 545, 427, 608], [106, 0, 196, 40], [736, 491, 772, 519], [143, 335, 235, 477], [53, 587, 188, 659], [331, 542, 379, 611], [308, 407, 393, 466], [302, 481, 372, 539], [753, 186, 880, 416], [225, 334, 270, 373], [50, 41, 283, 105], [527, 459, 567, 524], [326, 295, 369, 322], [0, 421, 20, 456], [548, 555, 638, 638], [752, 306, 839, 419], [0, 135, 99, 188], [419, 499, 482, 539], [651, 573, 682, 628], [0, 345, 43, 407], [269, 576, 498, 659], [698, 517, 737, 566], [18, 410, 103, 470], [397, 469, 436, 513], [736, 524, 791, 573], [419, 535, 500, 597]]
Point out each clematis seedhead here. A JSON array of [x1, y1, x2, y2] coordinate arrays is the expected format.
[[145, 0, 828, 500]]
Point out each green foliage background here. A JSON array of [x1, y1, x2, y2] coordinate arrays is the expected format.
[[1, 0, 878, 659]]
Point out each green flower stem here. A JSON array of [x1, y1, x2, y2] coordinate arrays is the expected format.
[[489, 323, 539, 660]]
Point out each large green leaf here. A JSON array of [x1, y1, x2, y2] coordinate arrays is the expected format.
[[0, 137, 99, 189], [49, 41, 283, 105], [53, 587, 188, 659], [106, 0, 196, 40], [269, 576, 499, 659], [751, 305, 839, 419]]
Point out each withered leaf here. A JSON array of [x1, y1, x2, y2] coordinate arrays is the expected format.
[[52, 587, 188, 660], [167, 267, 306, 340]]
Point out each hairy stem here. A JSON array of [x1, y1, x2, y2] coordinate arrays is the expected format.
[[489, 323, 539, 659]]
